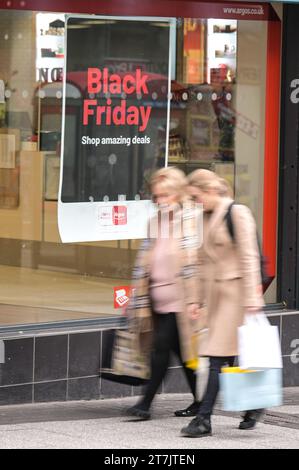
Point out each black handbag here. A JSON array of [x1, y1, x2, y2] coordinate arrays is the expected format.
[[99, 329, 149, 386]]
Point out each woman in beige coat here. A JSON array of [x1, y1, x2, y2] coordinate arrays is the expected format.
[[126, 167, 202, 420], [181, 169, 265, 438]]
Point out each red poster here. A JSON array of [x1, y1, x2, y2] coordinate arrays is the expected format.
[[112, 206, 127, 225]]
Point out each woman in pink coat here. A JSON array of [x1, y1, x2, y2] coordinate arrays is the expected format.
[[181, 169, 265, 438], [126, 167, 202, 420]]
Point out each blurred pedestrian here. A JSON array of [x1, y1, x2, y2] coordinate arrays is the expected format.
[[126, 167, 203, 420], [218, 176, 234, 198], [181, 169, 264, 438]]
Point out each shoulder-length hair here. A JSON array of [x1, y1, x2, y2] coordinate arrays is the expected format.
[[150, 167, 189, 203]]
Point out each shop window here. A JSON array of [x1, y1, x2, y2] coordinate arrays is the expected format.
[[0, 9, 278, 327]]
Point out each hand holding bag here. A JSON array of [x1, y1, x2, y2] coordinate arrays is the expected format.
[[238, 312, 283, 370]]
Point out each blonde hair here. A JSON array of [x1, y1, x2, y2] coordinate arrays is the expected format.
[[150, 166, 188, 203], [188, 169, 222, 193], [218, 177, 234, 198]]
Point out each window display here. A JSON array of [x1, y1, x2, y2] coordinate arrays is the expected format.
[[0, 8, 278, 326], [36, 13, 64, 83], [207, 19, 237, 84], [45, 153, 60, 201], [0, 128, 20, 208]]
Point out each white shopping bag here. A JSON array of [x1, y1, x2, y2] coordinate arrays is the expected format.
[[196, 328, 209, 401], [196, 356, 209, 401], [238, 313, 283, 370]]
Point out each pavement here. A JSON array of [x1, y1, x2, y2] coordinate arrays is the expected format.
[[0, 388, 298, 450]]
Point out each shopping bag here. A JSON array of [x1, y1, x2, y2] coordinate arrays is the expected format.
[[219, 367, 283, 411], [238, 313, 283, 370], [196, 356, 210, 401], [190, 327, 209, 401], [99, 329, 150, 386]]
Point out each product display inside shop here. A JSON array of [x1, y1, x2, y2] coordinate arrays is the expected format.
[[0, 127, 20, 208], [0, 9, 275, 327]]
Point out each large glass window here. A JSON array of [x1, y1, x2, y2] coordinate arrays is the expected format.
[[0, 9, 277, 327]]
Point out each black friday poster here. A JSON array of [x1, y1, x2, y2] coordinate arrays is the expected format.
[[58, 15, 173, 242]]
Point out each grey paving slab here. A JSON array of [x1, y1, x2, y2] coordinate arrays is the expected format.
[[0, 387, 298, 426], [0, 389, 298, 449], [0, 414, 298, 449]]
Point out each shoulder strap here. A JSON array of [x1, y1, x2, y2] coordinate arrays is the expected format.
[[224, 203, 270, 290], [224, 201, 235, 241]]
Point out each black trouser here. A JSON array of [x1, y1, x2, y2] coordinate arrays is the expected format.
[[141, 312, 197, 409], [199, 356, 235, 419]]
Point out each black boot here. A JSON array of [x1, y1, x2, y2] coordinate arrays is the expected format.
[[174, 400, 201, 417], [181, 414, 212, 438], [126, 402, 151, 420], [239, 409, 265, 430]]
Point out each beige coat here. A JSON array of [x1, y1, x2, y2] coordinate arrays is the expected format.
[[199, 197, 264, 357]]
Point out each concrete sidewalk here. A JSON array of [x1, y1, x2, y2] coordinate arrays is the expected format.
[[0, 388, 298, 449]]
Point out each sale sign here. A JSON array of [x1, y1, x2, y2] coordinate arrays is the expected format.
[[58, 16, 173, 242], [83, 68, 152, 131]]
